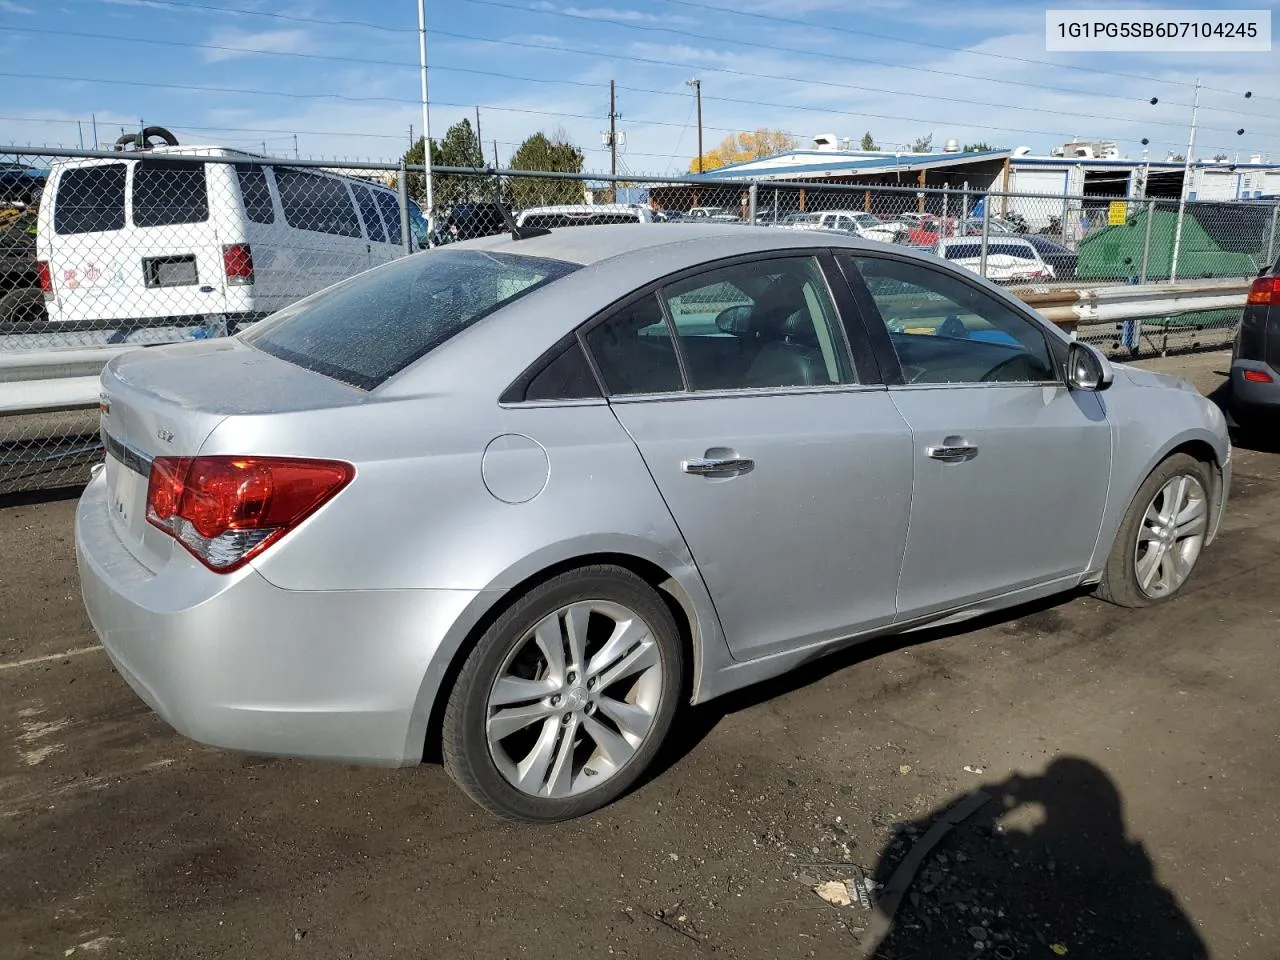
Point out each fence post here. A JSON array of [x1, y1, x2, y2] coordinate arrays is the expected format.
[[942, 184, 949, 232], [1060, 193, 1070, 248], [748, 182, 758, 224], [1266, 202, 1280, 267], [398, 160, 412, 253], [978, 194, 991, 279], [1139, 199, 1155, 284]]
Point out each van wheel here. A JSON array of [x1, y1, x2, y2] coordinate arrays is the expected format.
[[441, 565, 683, 822], [0, 288, 47, 331], [1096, 453, 1213, 608]]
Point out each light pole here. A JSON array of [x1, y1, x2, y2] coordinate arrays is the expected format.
[[686, 78, 703, 174], [416, 0, 435, 241], [1168, 79, 1200, 283]]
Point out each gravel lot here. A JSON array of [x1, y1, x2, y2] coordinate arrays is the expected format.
[[1, 349, 1277, 960]]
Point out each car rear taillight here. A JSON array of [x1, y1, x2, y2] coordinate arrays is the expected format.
[[36, 259, 53, 300], [222, 243, 254, 285], [146, 456, 353, 572], [1243, 369, 1274, 384], [1247, 275, 1279, 306]]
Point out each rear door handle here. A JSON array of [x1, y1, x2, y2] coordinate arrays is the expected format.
[[926, 441, 979, 463], [681, 457, 755, 477]]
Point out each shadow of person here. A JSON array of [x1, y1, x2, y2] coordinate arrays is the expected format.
[[865, 757, 1208, 960]]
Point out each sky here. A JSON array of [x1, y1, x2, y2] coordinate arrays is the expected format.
[[0, 0, 1276, 175]]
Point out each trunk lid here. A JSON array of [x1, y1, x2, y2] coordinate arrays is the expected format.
[[98, 338, 367, 571]]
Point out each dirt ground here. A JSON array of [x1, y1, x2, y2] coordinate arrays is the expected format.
[[2, 350, 1278, 960]]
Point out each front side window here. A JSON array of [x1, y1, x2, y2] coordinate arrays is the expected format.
[[848, 256, 1057, 385], [243, 249, 578, 389], [132, 160, 209, 227], [54, 164, 126, 234], [274, 168, 362, 238]]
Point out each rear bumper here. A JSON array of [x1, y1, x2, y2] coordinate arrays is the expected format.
[[75, 473, 488, 766], [1230, 359, 1280, 410]]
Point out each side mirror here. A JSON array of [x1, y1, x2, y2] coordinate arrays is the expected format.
[[715, 304, 754, 337], [1066, 341, 1114, 391]]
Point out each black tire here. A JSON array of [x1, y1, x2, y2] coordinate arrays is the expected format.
[[441, 565, 683, 822], [1095, 453, 1214, 608], [141, 125, 179, 147], [0, 287, 47, 330]]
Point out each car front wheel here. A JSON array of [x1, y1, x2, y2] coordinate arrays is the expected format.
[[441, 565, 683, 821], [1096, 453, 1214, 608]]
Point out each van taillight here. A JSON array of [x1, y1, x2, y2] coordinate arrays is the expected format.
[[146, 456, 353, 572], [36, 260, 53, 300], [222, 244, 254, 285], [1247, 275, 1279, 307]]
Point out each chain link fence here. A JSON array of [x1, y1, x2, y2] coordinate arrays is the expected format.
[[3, 145, 1278, 494]]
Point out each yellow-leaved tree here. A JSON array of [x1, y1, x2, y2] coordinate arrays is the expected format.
[[689, 129, 798, 173]]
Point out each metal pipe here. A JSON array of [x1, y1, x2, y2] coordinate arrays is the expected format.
[[397, 160, 412, 254], [1265, 202, 1280, 267], [1139, 199, 1155, 284], [1170, 77, 1200, 283], [979, 195, 991, 279], [416, 0, 435, 241], [748, 182, 757, 224]]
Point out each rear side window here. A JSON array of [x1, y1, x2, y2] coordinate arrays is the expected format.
[[375, 190, 404, 246], [275, 168, 362, 238], [54, 164, 126, 234], [521, 212, 641, 229], [133, 160, 209, 227], [243, 250, 579, 389], [354, 185, 387, 243], [236, 164, 275, 224]]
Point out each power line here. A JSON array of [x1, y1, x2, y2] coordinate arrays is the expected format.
[[9, 26, 1269, 152]]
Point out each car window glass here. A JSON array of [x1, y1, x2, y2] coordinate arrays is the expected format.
[[660, 257, 853, 390], [521, 212, 641, 228], [849, 256, 1056, 385], [354, 185, 387, 243], [54, 164, 126, 234], [132, 160, 209, 228], [275, 168, 362, 238], [235, 164, 275, 224], [523, 341, 602, 401], [943, 242, 1037, 261], [584, 295, 684, 396], [376, 191, 406, 246]]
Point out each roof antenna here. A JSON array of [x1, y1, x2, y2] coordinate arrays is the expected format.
[[498, 204, 551, 240]]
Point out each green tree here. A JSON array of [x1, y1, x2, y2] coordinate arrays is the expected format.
[[963, 142, 993, 152], [860, 131, 878, 150], [910, 133, 933, 153], [509, 130, 586, 207], [403, 118, 487, 217]]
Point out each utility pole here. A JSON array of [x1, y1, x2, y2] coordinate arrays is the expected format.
[[493, 139, 499, 168], [609, 79, 618, 179], [475, 107, 482, 163], [408, 124, 414, 154], [1169, 77, 1199, 284], [293, 134, 299, 159], [687, 78, 703, 173], [416, 0, 435, 237]]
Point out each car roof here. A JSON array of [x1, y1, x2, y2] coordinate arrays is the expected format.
[[455, 222, 881, 266]]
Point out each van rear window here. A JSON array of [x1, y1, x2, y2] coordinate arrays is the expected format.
[[243, 249, 579, 389], [133, 160, 209, 227], [54, 164, 127, 235]]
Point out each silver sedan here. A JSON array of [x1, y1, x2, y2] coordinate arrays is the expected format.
[[76, 224, 1231, 821]]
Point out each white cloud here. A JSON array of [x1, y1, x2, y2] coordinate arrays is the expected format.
[[0, 0, 35, 12], [533, 2, 695, 25], [201, 28, 314, 63]]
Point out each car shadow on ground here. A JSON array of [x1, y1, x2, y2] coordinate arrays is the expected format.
[[860, 756, 1208, 960]]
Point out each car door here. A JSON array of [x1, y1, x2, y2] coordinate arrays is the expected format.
[[582, 253, 915, 660], [839, 253, 1113, 619]]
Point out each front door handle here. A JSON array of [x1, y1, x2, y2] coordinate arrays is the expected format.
[[926, 441, 979, 463], [681, 456, 755, 477]]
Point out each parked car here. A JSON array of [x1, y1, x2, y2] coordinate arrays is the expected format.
[[78, 224, 1230, 822], [515, 204, 657, 229], [36, 146, 415, 333], [809, 211, 908, 244], [686, 206, 739, 222], [936, 237, 1056, 283], [0, 162, 46, 206], [1016, 234, 1078, 280], [907, 215, 970, 247], [1231, 253, 1280, 423]]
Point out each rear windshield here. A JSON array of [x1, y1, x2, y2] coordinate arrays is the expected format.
[[54, 163, 127, 234], [943, 242, 1036, 260], [520, 212, 641, 228], [243, 249, 579, 389], [133, 160, 209, 227]]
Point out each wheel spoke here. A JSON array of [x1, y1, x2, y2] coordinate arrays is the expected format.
[[583, 715, 637, 770], [595, 696, 654, 744], [1162, 477, 1188, 523], [1158, 549, 1180, 591], [1136, 543, 1164, 590], [545, 716, 579, 796], [488, 700, 558, 740], [587, 616, 650, 681], [594, 638, 660, 691], [532, 617, 567, 685], [1143, 501, 1164, 530], [1174, 496, 1207, 538], [490, 675, 557, 708], [1172, 545, 1195, 583], [513, 717, 561, 793], [563, 603, 591, 674]]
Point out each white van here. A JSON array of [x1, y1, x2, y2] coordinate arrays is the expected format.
[[514, 204, 656, 229], [36, 146, 415, 332]]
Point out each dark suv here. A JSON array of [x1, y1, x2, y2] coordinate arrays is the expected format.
[[1231, 255, 1280, 420]]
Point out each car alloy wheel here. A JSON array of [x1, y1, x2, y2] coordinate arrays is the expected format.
[[1133, 473, 1208, 600]]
